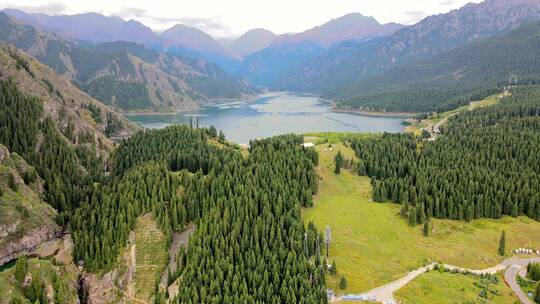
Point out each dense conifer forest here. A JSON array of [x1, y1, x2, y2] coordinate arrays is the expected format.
[[351, 86, 540, 224]]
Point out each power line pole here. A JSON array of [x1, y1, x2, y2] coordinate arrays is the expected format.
[[325, 226, 332, 257], [304, 232, 308, 257]]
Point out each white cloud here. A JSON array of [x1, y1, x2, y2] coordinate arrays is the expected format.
[[0, 0, 483, 38]]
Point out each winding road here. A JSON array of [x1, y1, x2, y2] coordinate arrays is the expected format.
[[335, 256, 540, 304]]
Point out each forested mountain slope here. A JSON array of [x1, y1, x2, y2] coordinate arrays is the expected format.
[[0, 144, 60, 265], [352, 86, 540, 224], [0, 13, 254, 112], [69, 127, 326, 303], [328, 20, 540, 113], [0, 44, 141, 225], [280, 0, 540, 93]]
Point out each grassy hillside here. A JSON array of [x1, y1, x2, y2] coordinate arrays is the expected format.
[[395, 271, 516, 304], [302, 141, 540, 294]]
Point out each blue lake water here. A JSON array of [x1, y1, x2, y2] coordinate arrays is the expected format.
[[125, 92, 405, 144]]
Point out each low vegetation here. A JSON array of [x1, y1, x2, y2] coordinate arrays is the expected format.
[[395, 270, 515, 303], [133, 214, 168, 302]]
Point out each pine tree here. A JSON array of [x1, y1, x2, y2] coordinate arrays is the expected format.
[[423, 220, 429, 237], [339, 276, 347, 290], [330, 260, 337, 276], [334, 151, 343, 174], [498, 230, 506, 256], [15, 255, 27, 284], [535, 282, 540, 304], [219, 130, 225, 142], [408, 207, 417, 226]]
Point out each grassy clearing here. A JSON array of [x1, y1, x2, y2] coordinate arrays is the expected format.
[[133, 213, 167, 302], [302, 143, 540, 294], [395, 271, 516, 304]]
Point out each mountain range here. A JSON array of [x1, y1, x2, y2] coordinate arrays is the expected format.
[[3, 0, 540, 113], [3, 9, 405, 87], [0, 12, 254, 111], [279, 0, 540, 93]]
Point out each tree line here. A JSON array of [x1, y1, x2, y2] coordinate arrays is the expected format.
[[351, 86, 540, 224]]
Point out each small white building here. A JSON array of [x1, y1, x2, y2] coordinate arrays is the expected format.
[[301, 142, 314, 148]]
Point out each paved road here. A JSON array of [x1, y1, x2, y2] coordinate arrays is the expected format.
[[503, 257, 540, 304], [335, 257, 540, 304]]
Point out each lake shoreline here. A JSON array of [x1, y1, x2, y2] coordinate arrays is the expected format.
[[125, 92, 406, 143], [122, 94, 269, 116], [331, 108, 417, 118]]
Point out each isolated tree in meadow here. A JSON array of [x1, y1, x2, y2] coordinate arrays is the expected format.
[[330, 260, 337, 276], [498, 230, 506, 256], [423, 220, 429, 237], [339, 276, 348, 290], [334, 151, 343, 174]]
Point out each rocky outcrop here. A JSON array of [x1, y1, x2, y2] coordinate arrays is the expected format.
[[0, 223, 62, 266]]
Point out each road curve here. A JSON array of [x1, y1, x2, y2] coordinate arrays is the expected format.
[[336, 257, 540, 304], [503, 257, 540, 304]]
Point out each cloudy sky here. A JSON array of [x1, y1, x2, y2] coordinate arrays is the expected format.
[[0, 0, 482, 38]]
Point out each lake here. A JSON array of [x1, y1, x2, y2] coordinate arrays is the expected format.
[[125, 92, 405, 144]]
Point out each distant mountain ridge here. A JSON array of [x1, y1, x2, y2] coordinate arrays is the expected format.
[[238, 13, 403, 87], [0, 12, 254, 111], [279, 0, 540, 93], [2, 9, 160, 44], [328, 19, 540, 113], [272, 13, 403, 48], [227, 28, 277, 58]]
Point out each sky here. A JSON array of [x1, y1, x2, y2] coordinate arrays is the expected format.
[[0, 0, 483, 39]]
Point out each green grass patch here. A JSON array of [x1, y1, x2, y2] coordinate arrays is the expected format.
[[303, 143, 540, 295], [395, 271, 515, 304], [133, 213, 168, 302], [304, 132, 379, 145]]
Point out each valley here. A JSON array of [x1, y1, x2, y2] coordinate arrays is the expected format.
[[1, 0, 540, 303]]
